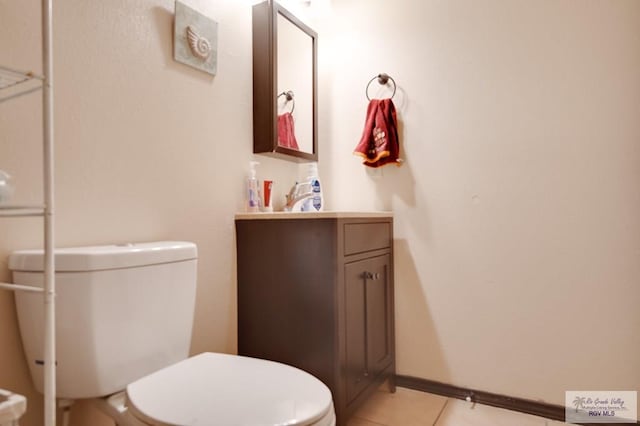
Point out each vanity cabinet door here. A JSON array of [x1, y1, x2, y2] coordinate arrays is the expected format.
[[344, 254, 393, 404], [345, 259, 368, 403], [365, 254, 393, 379]]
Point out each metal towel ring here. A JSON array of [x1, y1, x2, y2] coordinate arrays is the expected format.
[[278, 90, 295, 114], [365, 73, 396, 101]]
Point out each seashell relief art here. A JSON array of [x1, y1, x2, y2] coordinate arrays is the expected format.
[[186, 26, 211, 60], [174, 1, 218, 75]]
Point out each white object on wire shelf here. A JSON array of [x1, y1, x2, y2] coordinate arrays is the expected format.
[[0, 389, 26, 426]]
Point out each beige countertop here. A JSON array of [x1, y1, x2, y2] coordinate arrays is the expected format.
[[235, 211, 393, 220]]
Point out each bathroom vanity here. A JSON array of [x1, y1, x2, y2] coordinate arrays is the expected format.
[[235, 212, 395, 426]]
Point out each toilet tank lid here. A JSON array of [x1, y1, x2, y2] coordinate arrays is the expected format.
[[8, 241, 197, 272]]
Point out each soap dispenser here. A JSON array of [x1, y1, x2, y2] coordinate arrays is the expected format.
[[301, 162, 323, 212], [246, 161, 260, 212]]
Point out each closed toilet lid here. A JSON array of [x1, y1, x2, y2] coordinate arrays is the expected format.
[[125, 352, 334, 426]]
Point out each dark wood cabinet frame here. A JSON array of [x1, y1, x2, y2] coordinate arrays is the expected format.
[[252, 0, 318, 162], [236, 217, 396, 425]]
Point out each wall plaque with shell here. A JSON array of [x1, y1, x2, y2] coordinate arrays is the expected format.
[[174, 1, 218, 76]]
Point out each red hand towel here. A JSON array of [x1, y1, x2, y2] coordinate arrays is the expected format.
[[353, 98, 401, 167], [278, 112, 300, 150]]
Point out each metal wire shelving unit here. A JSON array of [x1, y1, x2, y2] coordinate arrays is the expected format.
[[0, 1, 57, 425], [0, 65, 45, 103]]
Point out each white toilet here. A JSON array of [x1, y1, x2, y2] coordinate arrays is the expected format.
[[9, 241, 335, 426]]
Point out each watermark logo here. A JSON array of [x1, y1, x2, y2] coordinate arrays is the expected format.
[[566, 391, 637, 424]]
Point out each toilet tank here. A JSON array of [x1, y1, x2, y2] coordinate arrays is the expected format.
[[8, 241, 198, 399]]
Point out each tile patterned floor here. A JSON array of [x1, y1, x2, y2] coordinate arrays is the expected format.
[[347, 387, 569, 426]]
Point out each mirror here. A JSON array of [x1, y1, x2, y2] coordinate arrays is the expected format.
[[252, 1, 318, 161]]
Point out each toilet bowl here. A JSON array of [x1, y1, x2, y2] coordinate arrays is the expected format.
[[121, 353, 335, 426], [9, 242, 335, 426]]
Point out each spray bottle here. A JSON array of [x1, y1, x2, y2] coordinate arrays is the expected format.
[[246, 161, 260, 212]]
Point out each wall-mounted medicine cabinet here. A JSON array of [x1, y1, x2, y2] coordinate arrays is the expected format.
[[252, 0, 318, 162]]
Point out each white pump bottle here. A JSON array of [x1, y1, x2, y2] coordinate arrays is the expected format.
[[301, 162, 323, 212], [246, 161, 260, 212]]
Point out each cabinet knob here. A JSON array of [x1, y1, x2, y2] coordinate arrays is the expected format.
[[363, 272, 381, 280]]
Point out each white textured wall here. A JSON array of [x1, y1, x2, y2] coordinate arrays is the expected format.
[[0, 1, 301, 424], [320, 0, 640, 405]]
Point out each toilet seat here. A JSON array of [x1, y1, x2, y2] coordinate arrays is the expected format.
[[125, 352, 335, 426]]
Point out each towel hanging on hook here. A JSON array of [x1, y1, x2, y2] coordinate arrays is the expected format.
[[354, 73, 402, 168], [277, 90, 299, 150]]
